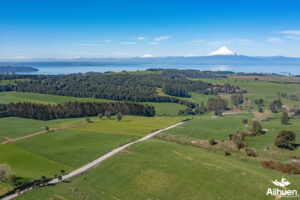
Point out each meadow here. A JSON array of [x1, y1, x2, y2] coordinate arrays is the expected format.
[[0, 92, 187, 116], [165, 113, 252, 140], [0, 115, 185, 194], [0, 117, 87, 143], [16, 139, 300, 200], [2, 74, 300, 199], [198, 78, 300, 109]]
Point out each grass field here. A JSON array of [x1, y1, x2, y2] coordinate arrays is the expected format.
[[165, 113, 252, 140], [0, 78, 29, 85], [198, 78, 300, 109], [0, 117, 87, 143], [0, 130, 138, 180], [75, 115, 185, 136], [163, 112, 300, 163], [0, 92, 186, 116], [0, 92, 110, 104], [2, 75, 300, 199], [0, 115, 185, 194], [246, 114, 300, 150], [16, 139, 300, 200]]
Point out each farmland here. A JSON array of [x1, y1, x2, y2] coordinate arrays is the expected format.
[[16, 139, 300, 200], [1, 71, 300, 200]]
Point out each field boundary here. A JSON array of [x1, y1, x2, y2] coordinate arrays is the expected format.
[[0, 125, 78, 146], [1, 120, 186, 200]]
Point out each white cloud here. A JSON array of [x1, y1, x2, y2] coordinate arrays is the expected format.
[[121, 42, 136, 45], [285, 35, 300, 40], [211, 65, 231, 71], [137, 37, 146, 40], [206, 40, 232, 45], [189, 40, 204, 45], [13, 56, 27, 59], [236, 39, 252, 45], [278, 30, 300, 40], [266, 37, 283, 43], [75, 43, 103, 47], [141, 53, 154, 58], [184, 54, 198, 57], [104, 40, 112, 43], [279, 30, 300, 35], [147, 41, 160, 45], [206, 39, 252, 46], [154, 36, 171, 41]]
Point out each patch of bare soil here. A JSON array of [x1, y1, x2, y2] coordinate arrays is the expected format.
[[120, 150, 133, 154], [157, 133, 236, 149]]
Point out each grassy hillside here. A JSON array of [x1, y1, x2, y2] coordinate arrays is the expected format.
[[165, 113, 252, 140], [0, 117, 86, 143], [74, 115, 185, 136], [0, 115, 185, 192], [199, 78, 300, 108], [0, 92, 186, 116], [16, 139, 300, 200]]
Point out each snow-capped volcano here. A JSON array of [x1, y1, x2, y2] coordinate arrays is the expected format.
[[208, 46, 237, 56]]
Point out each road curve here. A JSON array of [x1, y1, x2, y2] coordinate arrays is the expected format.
[[2, 121, 184, 200]]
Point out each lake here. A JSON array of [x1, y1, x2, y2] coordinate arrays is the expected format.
[[22, 64, 300, 75]]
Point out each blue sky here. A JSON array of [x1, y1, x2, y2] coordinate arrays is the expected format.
[[1, 0, 300, 59]]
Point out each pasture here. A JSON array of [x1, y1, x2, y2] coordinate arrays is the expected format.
[[164, 113, 252, 140], [16, 139, 300, 200], [0, 92, 187, 116], [199, 78, 300, 108], [0, 115, 186, 196]]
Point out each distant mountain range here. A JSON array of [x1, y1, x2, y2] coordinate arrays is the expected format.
[[1, 47, 300, 66]]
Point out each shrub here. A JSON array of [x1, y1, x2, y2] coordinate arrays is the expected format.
[[242, 119, 248, 125], [208, 137, 216, 145], [269, 99, 282, 113], [105, 111, 111, 119], [0, 164, 15, 184], [261, 160, 300, 174], [116, 112, 123, 121], [214, 110, 222, 116], [98, 113, 103, 119], [281, 111, 290, 124], [274, 130, 296, 150], [232, 136, 247, 150], [251, 121, 263, 135], [231, 94, 243, 107], [194, 103, 207, 115], [44, 125, 50, 131], [243, 147, 257, 157], [224, 150, 231, 156], [207, 98, 228, 111], [254, 110, 272, 121]]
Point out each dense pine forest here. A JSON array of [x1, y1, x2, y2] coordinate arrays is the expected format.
[[0, 69, 245, 103], [1, 101, 155, 120]]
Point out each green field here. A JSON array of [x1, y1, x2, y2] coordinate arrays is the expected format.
[[0, 92, 186, 116], [16, 139, 300, 200], [2, 75, 300, 199], [0, 117, 88, 143], [0, 115, 185, 190], [0, 78, 29, 85], [0, 130, 138, 179], [246, 113, 300, 150], [198, 78, 300, 109], [165, 113, 252, 140], [0, 92, 110, 104], [74, 115, 185, 136]]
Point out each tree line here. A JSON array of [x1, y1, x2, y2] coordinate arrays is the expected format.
[[2, 101, 155, 120], [0, 71, 245, 104]]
